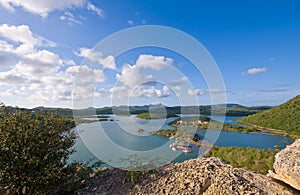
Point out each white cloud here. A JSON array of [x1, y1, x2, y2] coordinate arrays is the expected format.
[[109, 85, 171, 99], [67, 64, 106, 84], [0, 24, 39, 46], [0, 24, 56, 56], [128, 20, 134, 25], [0, 23, 107, 107], [75, 47, 116, 69], [116, 54, 174, 88], [0, 71, 27, 85], [60, 12, 84, 24], [0, 40, 13, 52], [0, 40, 15, 67], [87, 2, 104, 17], [109, 85, 129, 99], [187, 89, 225, 96], [0, 0, 85, 17], [170, 76, 188, 86], [135, 54, 173, 70], [116, 63, 144, 88], [133, 86, 170, 98], [246, 67, 267, 75]]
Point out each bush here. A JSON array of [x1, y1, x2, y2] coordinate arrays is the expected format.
[[0, 104, 78, 194], [204, 146, 278, 174]]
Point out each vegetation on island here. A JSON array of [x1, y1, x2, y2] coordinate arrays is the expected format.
[[137, 112, 178, 119], [74, 115, 112, 124], [204, 146, 280, 174], [168, 116, 211, 126], [150, 129, 201, 142], [118, 154, 165, 185], [0, 104, 100, 194], [237, 95, 300, 139], [169, 116, 258, 133]]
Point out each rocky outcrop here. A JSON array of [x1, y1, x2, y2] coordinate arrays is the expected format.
[[268, 139, 300, 191], [81, 157, 296, 194]]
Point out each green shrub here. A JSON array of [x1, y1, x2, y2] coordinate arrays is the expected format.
[[0, 104, 85, 194], [205, 146, 278, 174]]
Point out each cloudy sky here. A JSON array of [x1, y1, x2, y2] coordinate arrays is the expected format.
[[0, 0, 299, 108]]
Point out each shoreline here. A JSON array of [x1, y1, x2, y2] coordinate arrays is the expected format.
[[168, 116, 295, 139]]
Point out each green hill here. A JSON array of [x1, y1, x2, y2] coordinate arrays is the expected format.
[[237, 95, 300, 138]]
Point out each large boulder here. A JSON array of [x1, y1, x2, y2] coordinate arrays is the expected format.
[[268, 139, 300, 191], [82, 157, 296, 194]]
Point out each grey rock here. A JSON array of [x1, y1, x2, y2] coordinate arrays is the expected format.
[[268, 139, 300, 191], [81, 157, 296, 194]]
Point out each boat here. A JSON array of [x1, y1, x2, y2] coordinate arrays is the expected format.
[[182, 147, 192, 153], [169, 141, 192, 152]]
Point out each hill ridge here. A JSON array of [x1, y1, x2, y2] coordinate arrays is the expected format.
[[237, 95, 300, 138]]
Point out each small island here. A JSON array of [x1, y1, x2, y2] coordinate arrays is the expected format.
[[150, 129, 211, 148], [137, 112, 178, 119], [75, 115, 113, 124], [168, 116, 258, 133]]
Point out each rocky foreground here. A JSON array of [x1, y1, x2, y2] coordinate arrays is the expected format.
[[268, 139, 300, 191], [80, 158, 298, 194]]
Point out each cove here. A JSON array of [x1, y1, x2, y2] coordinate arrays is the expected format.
[[68, 115, 293, 166]]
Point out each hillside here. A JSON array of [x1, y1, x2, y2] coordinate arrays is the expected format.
[[30, 104, 270, 118], [237, 95, 300, 138]]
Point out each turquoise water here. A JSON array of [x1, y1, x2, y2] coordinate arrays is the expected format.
[[69, 115, 293, 167]]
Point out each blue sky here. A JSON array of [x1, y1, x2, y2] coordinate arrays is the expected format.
[[0, 0, 299, 108]]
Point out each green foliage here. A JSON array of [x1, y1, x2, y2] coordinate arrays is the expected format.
[[137, 112, 178, 119], [31, 104, 271, 118], [124, 169, 155, 185], [237, 95, 300, 138], [119, 154, 163, 185], [0, 104, 84, 194], [168, 116, 211, 126], [169, 116, 257, 133], [221, 123, 258, 133], [204, 146, 280, 174], [137, 128, 145, 133], [151, 129, 179, 137]]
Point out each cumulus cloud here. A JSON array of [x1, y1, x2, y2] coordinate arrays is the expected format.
[[109, 85, 129, 99], [135, 54, 173, 70], [0, 71, 27, 85], [0, 24, 40, 47], [75, 47, 116, 69], [133, 86, 171, 98], [0, 23, 106, 106], [0, 24, 57, 56], [245, 67, 267, 75], [116, 54, 173, 88], [110, 54, 174, 99], [109, 85, 171, 99], [0, 0, 85, 17]]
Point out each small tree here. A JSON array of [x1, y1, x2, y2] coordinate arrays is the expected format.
[[0, 104, 77, 194]]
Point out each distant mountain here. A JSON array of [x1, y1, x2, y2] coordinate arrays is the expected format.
[[29, 103, 271, 117], [237, 95, 300, 138]]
